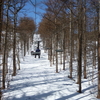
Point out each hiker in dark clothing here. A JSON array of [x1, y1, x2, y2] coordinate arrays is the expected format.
[[35, 47, 40, 58], [36, 47, 40, 52]]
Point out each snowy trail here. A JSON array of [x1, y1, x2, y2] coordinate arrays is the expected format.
[[2, 50, 99, 100]]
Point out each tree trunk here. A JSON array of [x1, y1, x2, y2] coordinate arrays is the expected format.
[[63, 30, 65, 70], [60, 41, 63, 64], [97, 0, 100, 98], [56, 33, 58, 73], [12, 13, 17, 76], [0, 0, 3, 51], [50, 36, 52, 66], [93, 41, 96, 68], [83, 0, 87, 79], [0, 0, 3, 99], [69, 6, 73, 78], [77, 26, 82, 93], [2, 2, 9, 88], [53, 36, 55, 64], [77, 0, 83, 93], [27, 39, 29, 53], [24, 40, 26, 56], [17, 42, 20, 70]]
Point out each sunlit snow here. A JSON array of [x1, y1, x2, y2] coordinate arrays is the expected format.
[[2, 49, 99, 100]]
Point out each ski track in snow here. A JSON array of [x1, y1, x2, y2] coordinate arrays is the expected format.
[[2, 50, 99, 100]]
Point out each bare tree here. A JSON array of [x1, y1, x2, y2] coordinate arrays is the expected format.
[[69, 2, 73, 78], [2, 0, 9, 89], [83, 0, 87, 79], [77, 0, 83, 93], [18, 17, 36, 57], [0, 0, 3, 51], [8, 0, 27, 76], [97, 0, 100, 98], [0, 0, 3, 99]]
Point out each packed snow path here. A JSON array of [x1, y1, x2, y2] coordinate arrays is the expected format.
[[2, 50, 99, 100]]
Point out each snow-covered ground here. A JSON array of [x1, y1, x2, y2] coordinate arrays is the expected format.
[[1, 50, 100, 100]]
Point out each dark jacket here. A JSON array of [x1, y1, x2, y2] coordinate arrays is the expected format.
[[36, 49, 40, 52]]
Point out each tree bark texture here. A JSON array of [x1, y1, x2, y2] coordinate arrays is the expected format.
[[97, 0, 100, 98], [63, 30, 65, 70], [12, 13, 17, 76], [77, 0, 83, 93]]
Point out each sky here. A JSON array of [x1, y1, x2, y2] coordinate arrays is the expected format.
[[19, 0, 46, 25], [1, 35, 100, 100]]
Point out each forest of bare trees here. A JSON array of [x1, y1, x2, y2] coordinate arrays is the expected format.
[[38, 0, 100, 98], [0, 0, 100, 99], [0, 0, 36, 99]]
